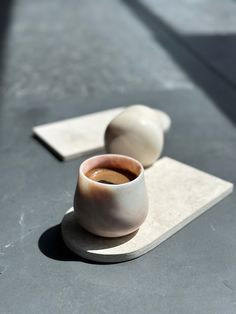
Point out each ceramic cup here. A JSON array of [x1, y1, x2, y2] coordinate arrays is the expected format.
[[73, 154, 149, 237]]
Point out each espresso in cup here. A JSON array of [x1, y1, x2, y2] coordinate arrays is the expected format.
[[86, 167, 137, 185], [74, 154, 149, 237]]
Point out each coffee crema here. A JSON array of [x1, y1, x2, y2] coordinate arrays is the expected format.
[[86, 167, 137, 185]]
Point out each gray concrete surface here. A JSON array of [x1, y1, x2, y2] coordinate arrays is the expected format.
[[142, 0, 236, 89], [0, 0, 192, 105], [0, 0, 236, 313]]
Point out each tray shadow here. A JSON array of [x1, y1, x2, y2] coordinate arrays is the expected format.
[[38, 223, 136, 264]]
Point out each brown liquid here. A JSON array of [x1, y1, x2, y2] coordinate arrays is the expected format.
[[86, 167, 137, 185]]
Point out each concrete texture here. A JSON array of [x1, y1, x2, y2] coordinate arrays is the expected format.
[[0, 0, 236, 313], [144, 0, 236, 85], [129, 0, 236, 114], [0, 0, 192, 106]]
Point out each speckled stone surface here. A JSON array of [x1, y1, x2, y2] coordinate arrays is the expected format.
[[61, 157, 233, 262], [33, 107, 123, 160]]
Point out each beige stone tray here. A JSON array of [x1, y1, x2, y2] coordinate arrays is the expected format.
[[33, 108, 124, 160], [33, 106, 171, 160], [61, 157, 233, 263]]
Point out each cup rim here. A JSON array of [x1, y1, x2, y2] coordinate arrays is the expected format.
[[79, 154, 144, 187]]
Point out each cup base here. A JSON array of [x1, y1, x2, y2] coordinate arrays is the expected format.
[[61, 208, 150, 263]]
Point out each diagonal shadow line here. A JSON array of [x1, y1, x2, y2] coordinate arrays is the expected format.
[[121, 0, 236, 126], [0, 0, 14, 95], [123, 0, 236, 92]]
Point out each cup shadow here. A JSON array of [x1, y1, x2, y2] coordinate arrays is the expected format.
[[38, 224, 104, 264], [38, 224, 81, 261], [38, 223, 137, 264]]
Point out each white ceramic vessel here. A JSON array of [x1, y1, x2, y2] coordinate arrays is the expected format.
[[104, 105, 171, 167], [73, 154, 149, 237]]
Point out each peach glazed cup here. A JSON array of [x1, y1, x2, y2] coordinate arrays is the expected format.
[[73, 154, 149, 237]]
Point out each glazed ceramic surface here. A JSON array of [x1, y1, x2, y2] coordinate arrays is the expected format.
[[104, 105, 169, 167], [73, 154, 149, 237]]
